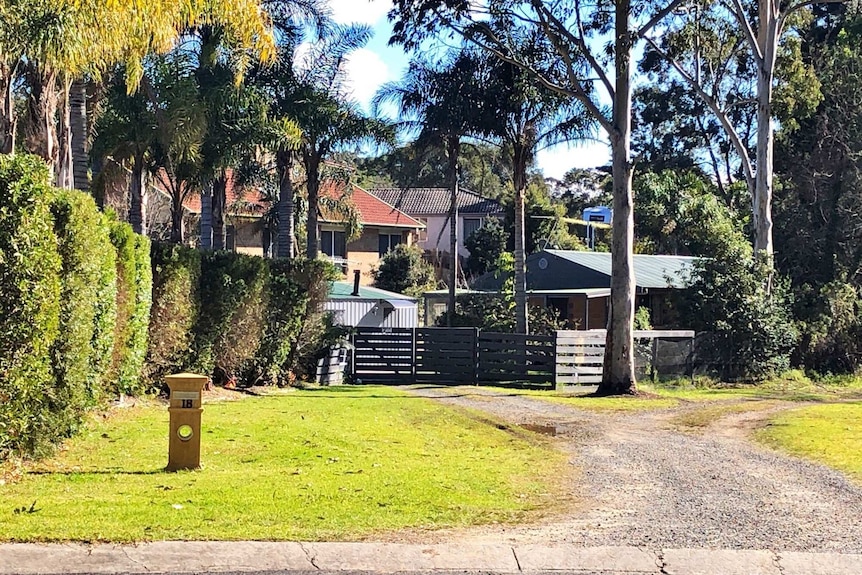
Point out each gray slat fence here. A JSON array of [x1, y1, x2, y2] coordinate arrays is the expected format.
[[415, 327, 478, 384], [477, 332, 556, 386], [351, 328, 414, 384]]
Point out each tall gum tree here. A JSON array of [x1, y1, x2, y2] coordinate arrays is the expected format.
[[389, 0, 689, 394], [642, 0, 846, 257]]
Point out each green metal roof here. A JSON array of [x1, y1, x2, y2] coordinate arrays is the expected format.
[[328, 281, 415, 301], [543, 250, 696, 289]]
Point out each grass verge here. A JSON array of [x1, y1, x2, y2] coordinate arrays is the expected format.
[[755, 403, 862, 484], [669, 400, 781, 430], [0, 386, 567, 542]]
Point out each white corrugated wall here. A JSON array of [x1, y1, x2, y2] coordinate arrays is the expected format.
[[324, 299, 418, 328]]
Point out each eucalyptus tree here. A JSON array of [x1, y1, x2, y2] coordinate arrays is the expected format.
[[641, 0, 847, 257], [374, 50, 494, 325], [292, 24, 393, 260], [390, 0, 690, 394]]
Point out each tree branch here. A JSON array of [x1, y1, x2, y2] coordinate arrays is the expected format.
[[636, 0, 690, 38], [644, 35, 755, 186], [729, 0, 764, 63]]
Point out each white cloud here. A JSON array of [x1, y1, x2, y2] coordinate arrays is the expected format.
[[328, 0, 391, 26], [536, 141, 611, 179], [343, 48, 392, 110]]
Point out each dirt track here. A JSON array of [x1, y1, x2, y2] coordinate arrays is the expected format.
[[403, 386, 862, 553]]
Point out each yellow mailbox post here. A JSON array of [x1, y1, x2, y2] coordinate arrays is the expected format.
[[165, 373, 207, 471]]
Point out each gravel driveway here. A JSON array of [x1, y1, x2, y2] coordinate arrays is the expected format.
[[407, 386, 862, 553]]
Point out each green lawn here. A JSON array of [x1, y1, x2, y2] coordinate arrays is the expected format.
[[0, 387, 567, 542], [756, 403, 862, 484]]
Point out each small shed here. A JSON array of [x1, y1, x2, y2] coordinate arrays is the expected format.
[[325, 281, 418, 328]]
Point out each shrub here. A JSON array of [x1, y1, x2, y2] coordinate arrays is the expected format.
[[50, 189, 118, 436], [465, 218, 508, 276], [373, 244, 436, 297], [253, 259, 308, 386], [108, 217, 153, 395], [679, 244, 798, 382], [0, 155, 62, 459], [146, 242, 201, 385], [193, 252, 269, 385]]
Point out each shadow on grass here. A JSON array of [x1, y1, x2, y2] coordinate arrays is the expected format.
[[27, 469, 167, 476]]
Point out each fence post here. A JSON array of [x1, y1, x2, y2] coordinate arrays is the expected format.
[[553, 331, 559, 389], [650, 337, 658, 383], [473, 327, 480, 385]]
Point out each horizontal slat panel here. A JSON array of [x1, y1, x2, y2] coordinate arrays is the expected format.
[[557, 364, 603, 375]]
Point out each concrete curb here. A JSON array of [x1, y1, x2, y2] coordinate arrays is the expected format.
[[1, 542, 861, 574]]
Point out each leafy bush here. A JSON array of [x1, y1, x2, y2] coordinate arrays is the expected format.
[[50, 189, 118, 435], [436, 294, 564, 336], [146, 245, 339, 388], [0, 155, 62, 459], [465, 218, 508, 276], [146, 242, 201, 384], [108, 217, 153, 395], [193, 252, 269, 385], [373, 244, 436, 297], [793, 281, 862, 375], [679, 244, 798, 382]]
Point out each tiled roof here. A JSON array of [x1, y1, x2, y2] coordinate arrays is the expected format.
[[369, 187, 505, 216], [181, 171, 269, 217], [320, 182, 424, 229]]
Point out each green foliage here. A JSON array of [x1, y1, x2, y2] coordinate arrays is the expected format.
[[634, 306, 653, 331], [146, 242, 202, 384], [49, 189, 118, 440], [465, 218, 508, 276], [146, 244, 339, 388], [0, 155, 62, 459], [373, 244, 436, 297], [193, 252, 269, 384], [679, 245, 798, 382], [108, 217, 152, 395], [253, 259, 308, 386], [634, 170, 747, 256]]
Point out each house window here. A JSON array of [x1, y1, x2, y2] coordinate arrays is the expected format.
[[321, 230, 346, 259], [463, 217, 482, 240], [378, 233, 403, 256]]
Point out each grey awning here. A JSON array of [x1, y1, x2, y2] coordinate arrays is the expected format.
[[383, 299, 415, 309]]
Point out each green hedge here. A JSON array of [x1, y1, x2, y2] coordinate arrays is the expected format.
[[50, 189, 118, 439], [147, 244, 338, 388], [0, 155, 153, 460], [109, 217, 153, 396], [0, 156, 62, 459]]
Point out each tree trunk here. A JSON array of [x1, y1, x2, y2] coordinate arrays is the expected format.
[[513, 142, 529, 335], [55, 78, 73, 189], [0, 61, 16, 154], [276, 150, 295, 259], [754, 2, 779, 258], [599, 0, 637, 396], [200, 179, 213, 250], [212, 172, 227, 250], [129, 153, 147, 235], [446, 135, 460, 327], [170, 188, 185, 244], [306, 154, 322, 260], [70, 79, 89, 191], [24, 64, 59, 177]]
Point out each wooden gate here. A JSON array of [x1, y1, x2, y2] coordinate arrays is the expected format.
[[351, 328, 414, 384], [414, 328, 477, 384], [477, 332, 556, 385]]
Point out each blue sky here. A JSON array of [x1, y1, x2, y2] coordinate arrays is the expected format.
[[328, 0, 611, 180]]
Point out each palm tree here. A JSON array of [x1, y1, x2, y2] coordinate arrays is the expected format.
[[373, 50, 493, 325], [481, 31, 594, 334], [90, 71, 158, 235], [290, 24, 393, 259]]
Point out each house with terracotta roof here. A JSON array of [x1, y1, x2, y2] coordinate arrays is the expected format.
[[368, 188, 505, 258], [318, 183, 425, 285]]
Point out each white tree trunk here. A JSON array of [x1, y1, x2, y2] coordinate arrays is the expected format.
[[753, 1, 779, 257]]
